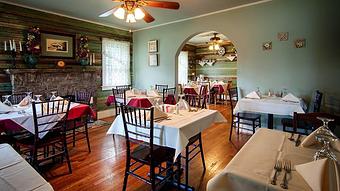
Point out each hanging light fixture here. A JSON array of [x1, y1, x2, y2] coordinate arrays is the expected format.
[[112, 1, 145, 23], [208, 33, 222, 51], [114, 7, 125, 19], [134, 7, 145, 20]]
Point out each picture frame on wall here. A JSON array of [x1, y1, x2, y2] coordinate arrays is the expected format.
[[148, 40, 158, 53], [149, 54, 158, 66], [41, 32, 75, 58]]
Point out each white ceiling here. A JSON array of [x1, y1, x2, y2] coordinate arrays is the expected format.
[[1, 0, 269, 31], [187, 31, 228, 45]]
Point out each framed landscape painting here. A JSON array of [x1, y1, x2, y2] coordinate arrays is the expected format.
[[41, 32, 75, 58]]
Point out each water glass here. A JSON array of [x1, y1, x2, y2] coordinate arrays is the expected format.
[[50, 91, 57, 101], [35, 95, 42, 102], [2, 95, 12, 107]]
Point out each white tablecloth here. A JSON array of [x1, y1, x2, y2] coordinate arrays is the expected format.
[[207, 129, 340, 191], [0, 144, 54, 191], [234, 97, 306, 116], [107, 109, 226, 158], [0, 103, 79, 138]]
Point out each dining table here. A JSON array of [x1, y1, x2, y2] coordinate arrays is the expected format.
[[0, 102, 94, 138], [233, 96, 306, 129], [106, 94, 161, 107], [207, 128, 340, 191], [0, 143, 54, 191]]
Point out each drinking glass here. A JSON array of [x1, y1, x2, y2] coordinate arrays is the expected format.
[[50, 91, 57, 101], [314, 117, 338, 161], [35, 95, 42, 102], [25, 92, 33, 103], [282, 88, 288, 97], [2, 95, 12, 107]]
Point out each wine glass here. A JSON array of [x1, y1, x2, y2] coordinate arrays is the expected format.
[[314, 117, 338, 161], [35, 95, 42, 102], [25, 92, 33, 103], [2, 95, 12, 107], [50, 91, 57, 101]]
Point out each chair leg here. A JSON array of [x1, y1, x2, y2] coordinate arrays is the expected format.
[[252, 120, 256, 134], [64, 138, 72, 174], [72, 120, 76, 147], [177, 154, 182, 190], [85, 122, 91, 153], [115, 103, 118, 116], [185, 144, 189, 191], [229, 116, 234, 141], [237, 118, 240, 135], [150, 165, 156, 191], [122, 159, 130, 191], [198, 134, 206, 171]]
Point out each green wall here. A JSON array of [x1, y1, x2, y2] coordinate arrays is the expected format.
[[133, 0, 340, 114]]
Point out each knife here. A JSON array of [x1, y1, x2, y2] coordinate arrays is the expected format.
[[295, 134, 301, 146]]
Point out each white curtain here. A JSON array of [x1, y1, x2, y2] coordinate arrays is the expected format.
[[102, 38, 130, 90], [178, 51, 188, 85]]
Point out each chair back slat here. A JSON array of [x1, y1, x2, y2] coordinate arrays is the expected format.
[[293, 112, 340, 135], [32, 99, 71, 141], [227, 87, 238, 112], [75, 91, 93, 105], [310, 90, 323, 112], [120, 105, 154, 158], [163, 87, 176, 104]]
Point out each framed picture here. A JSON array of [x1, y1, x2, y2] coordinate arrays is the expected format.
[[41, 32, 75, 58], [262, 41, 272, 51], [278, 32, 289, 41], [148, 40, 158, 53], [295, 39, 306, 48], [149, 54, 158, 66]]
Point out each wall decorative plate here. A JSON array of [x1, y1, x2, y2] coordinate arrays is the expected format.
[[295, 39, 306, 48], [278, 32, 289, 41], [57, 60, 65, 68], [262, 42, 272, 51], [218, 46, 226, 56]]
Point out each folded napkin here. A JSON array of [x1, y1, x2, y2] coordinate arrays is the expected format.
[[147, 89, 160, 97], [146, 106, 168, 120], [18, 96, 30, 106], [282, 93, 300, 103], [295, 158, 340, 191], [177, 99, 190, 111], [0, 101, 13, 114], [245, 91, 261, 99], [301, 129, 340, 152], [126, 90, 135, 97]]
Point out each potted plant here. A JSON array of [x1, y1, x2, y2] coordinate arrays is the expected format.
[[24, 27, 41, 68], [77, 35, 90, 66]]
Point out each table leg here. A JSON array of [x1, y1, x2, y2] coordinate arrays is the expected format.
[[268, 114, 274, 129]]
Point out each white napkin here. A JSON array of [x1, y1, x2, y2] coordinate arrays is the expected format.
[[245, 91, 261, 99], [146, 106, 168, 120], [18, 96, 30, 107], [177, 99, 190, 111], [295, 158, 340, 191], [282, 93, 300, 103], [126, 90, 135, 97], [147, 90, 160, 97], [301, 129, 340, 152], [0, 101, 13, 113]]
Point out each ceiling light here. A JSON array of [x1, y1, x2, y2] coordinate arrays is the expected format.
[[126, 13, 136, 23], [209, 45, 214, 50], [134, 8, 145, 20], [214, 44, 220, 50], [114, 7, 125, 19]]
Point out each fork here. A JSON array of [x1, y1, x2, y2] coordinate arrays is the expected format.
[[280, 160, 291, 189], [271, 160, 282, 185]]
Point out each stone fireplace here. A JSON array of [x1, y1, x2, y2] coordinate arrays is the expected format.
[[5, 68, 98, 98]]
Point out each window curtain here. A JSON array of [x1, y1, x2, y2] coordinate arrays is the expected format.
[[102, 38, 130, 90], [178, 51, 188, 85]]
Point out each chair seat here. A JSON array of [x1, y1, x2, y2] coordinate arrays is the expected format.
[[237, 112, 261, 120], [131, 144, 175, 165], [15, 131, 63, 147]]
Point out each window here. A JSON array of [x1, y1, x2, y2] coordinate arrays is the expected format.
[[102, 38, 130, 90], [178, 51, 188, 85]]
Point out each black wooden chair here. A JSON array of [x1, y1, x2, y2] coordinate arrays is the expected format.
[[112, 85, 131, 116], [15, 99, 72, 173], [185, 85, 208, 109], [75, 90, 93, 105], [282, 90, 323, 133], [228, 87, 261, 141], [293, 112, 340, 136], [155, 84, 168, 94], [163, 87, 176, 105], [120, 105, 177, 191]]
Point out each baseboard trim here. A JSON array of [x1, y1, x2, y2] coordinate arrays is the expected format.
[[98, 109, 115, 119]]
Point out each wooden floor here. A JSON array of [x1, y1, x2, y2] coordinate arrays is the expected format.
[[46, 105, 251, 191]]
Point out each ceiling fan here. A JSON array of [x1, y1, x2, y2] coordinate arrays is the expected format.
[[99, 0, 180, 23]]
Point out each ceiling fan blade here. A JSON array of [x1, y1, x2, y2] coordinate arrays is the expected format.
[[140, 7, 155, 23], [145, 0, 180, 9], [99, 7, 117, 17]]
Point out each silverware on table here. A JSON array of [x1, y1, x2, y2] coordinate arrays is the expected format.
[[295, 134, 301, 146], [280, 160, 291, 189], [270, 160, 282, 185], [288, 133, 295, 141]]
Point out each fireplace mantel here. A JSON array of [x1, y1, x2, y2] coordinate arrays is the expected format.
[[4, 68, 98, 96]]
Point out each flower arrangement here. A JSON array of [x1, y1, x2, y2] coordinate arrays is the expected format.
[[25, 26, 41, 55], [77, 35, 90, 65]]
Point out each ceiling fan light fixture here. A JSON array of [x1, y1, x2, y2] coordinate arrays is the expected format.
[[114, 7, 125, 19], [126, 13, 136, 23], [214, 44, 220, 50], [209, 45, 214, 50], [134, 7, 145, 20]]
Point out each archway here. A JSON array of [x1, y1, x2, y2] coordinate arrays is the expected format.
[[175, 31, 238, 92]]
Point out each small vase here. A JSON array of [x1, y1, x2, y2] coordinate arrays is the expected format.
[[24, 54, 38, 68], [79, 58, 89, 66]]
